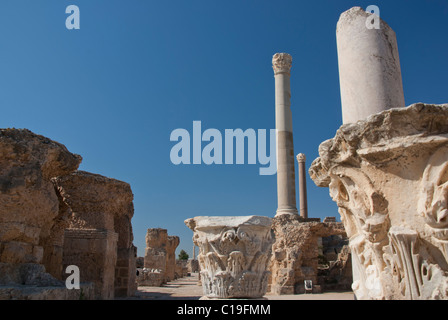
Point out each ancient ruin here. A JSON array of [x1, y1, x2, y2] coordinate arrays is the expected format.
[[269, 215, 349, 294], [308, 7, 448, 300], [297, 153, 308, 219], [0, 128, 137, 300], [185, 216, 273, 299], [54, 171, 137, 299], [268, 54, 352, 295], [137, 228, 180, 287], [310, 103, 448, 299], [273, 53, 298, 216], [336, 6, 405, 124]]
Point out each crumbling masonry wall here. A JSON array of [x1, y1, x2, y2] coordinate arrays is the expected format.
[[54, 171, 137, 299], [0, 129, 94, 299], [0, 128, 137, 300], [137, 228, 179, 286], [269, 215, 349, 294]]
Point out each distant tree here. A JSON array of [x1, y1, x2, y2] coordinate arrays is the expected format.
[[178, 249, 189, 260]]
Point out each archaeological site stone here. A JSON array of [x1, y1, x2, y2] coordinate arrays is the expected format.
[[54, 170, 136, 299], [137, 228, 180, 286], [269, 214, 347, 294], [166, 235, 180, 282], [0, 129, 96, 299], [336, 7, 405, 124], [273, 53, 298, 216], [310, 103, 448, 299], [185, 216, 273, 299], [296, 153, 308, 218]]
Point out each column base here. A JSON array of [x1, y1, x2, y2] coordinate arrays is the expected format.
[[275, 208, 298, 217]]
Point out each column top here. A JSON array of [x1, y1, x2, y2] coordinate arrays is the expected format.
[[272, 53, 292, 75], [297, 153, 306, 162]]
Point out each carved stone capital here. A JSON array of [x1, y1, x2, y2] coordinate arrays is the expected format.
[[185, 216, 273, 299], [296, 153, 306, 163], [310, 103, 448, 300], [272, 53, 292, 75]]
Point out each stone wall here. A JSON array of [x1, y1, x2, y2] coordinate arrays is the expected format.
[[175, 259, 189, 278], [269, 214, 349, 294], [137, 228, 179, 286], [0, 128, 137, 300], [54, 171, 137, 299]]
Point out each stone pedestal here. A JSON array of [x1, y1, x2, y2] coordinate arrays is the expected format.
[[185, 216, 273, 299], [310, 103, 448, 299], [336, 7, 405, 124], [273, 53, 298, 216]]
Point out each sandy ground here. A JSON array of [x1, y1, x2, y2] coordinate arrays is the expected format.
[[125, 273, 354, 300]]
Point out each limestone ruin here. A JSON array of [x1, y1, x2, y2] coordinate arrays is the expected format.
[[136, 228, 180, 287], [269, 214, 349, 294], [54, 171, 137, 299], [0, 128, 137, 300]]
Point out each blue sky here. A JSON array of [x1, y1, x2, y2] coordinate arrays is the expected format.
[[0, 0, 447, 258]]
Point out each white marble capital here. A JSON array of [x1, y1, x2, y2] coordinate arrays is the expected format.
[[185, 215, 273, 299]]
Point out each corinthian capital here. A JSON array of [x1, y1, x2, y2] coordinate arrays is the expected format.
[[272, 53, 292, 74], [297, 153, 306, 163]]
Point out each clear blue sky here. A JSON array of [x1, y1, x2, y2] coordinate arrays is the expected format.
[[0, 1, 447, 258]]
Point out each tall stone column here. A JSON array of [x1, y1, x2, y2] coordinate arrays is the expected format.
[[273, 53, 298, 216], [296, 153, 308, 218], [336, 7, 405, 124]]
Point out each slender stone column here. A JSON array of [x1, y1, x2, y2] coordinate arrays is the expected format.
[[273, 53, 298, 216], [336, 7, 405, 124], [296, 153, 308, 218]]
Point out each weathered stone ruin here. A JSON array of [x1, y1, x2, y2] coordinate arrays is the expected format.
[[308, 7, 448, 300], [137, 228, 179, 287], [185, 215, 273, 299], [269, 215, 349, 294], [0, 128, 137, 300], [175, 259, 189, 279], [54, 171, 137, 299], [310, 103, 448, 299]]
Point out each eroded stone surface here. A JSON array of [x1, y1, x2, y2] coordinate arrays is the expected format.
[[310, 103, 448, 299], [138, 228, 179, 286], [185, 216, 273, 299], [0, 129, 81, 266], [0, 129, 82, 296], [269, 215, 348, 294], [53, 170, 136, 299]]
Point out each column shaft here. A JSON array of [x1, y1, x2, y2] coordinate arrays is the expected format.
[[273, 53, 298, 216], [297, 153, 308, 218], [336, 7, 405, 124]]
